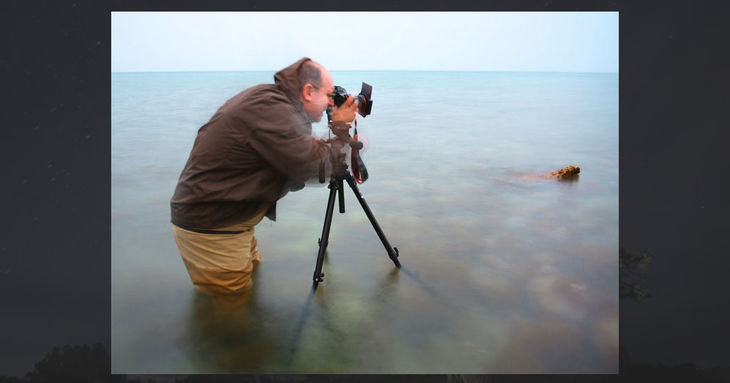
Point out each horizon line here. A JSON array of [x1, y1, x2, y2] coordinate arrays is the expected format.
[[112, 69, 619, 74]]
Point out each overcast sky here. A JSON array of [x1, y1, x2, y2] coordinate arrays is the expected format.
[[111, 12, 618, 73]]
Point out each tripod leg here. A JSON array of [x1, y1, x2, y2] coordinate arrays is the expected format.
[[337, 177, 345, 213], [313, 179, 339, 283], [343, 173, 401, 268]]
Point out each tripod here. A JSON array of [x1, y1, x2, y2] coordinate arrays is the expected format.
[[312, 162, 401, 285]]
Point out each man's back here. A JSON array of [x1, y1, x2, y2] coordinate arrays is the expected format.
[[171, 59, 327, 229]]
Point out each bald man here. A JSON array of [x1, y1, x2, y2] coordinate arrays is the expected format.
[[170, 58, 358, 295]]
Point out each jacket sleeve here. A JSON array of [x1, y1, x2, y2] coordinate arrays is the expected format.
[[247, 110, 335, 184]]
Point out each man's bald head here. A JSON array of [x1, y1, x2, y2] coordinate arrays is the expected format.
[[298, 61, 325, 92], [298, 60, 334, 122]]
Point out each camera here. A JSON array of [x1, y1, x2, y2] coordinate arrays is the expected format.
[[332, 82, 373, 117]]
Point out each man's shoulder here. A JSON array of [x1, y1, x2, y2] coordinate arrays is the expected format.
[[218, 84, 305, 128], [220, 84, 293, 114], [241, 84, 289, 104]]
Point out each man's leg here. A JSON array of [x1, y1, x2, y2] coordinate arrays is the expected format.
[[172, 208, 268, 295], [250, 232, 261, 263]]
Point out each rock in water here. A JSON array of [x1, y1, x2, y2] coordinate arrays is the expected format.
[[550, 165, 581, 179]]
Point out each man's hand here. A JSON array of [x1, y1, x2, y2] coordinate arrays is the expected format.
[[329, 98, 359, 123]]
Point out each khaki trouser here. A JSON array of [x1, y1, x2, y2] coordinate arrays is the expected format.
[[172, 208, 269, 295]]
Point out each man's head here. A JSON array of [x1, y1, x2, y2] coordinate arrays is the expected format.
[[298, 61, 334, 122]]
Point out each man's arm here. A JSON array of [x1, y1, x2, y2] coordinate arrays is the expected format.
[[247, 101, 358, 183]]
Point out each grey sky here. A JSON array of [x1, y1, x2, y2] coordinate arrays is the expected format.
[[111, 12, 618, 72]]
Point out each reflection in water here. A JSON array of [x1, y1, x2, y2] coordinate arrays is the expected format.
[[288, 284, 317, 365], [288, 266, 403, 364], [397, 266, 463, 312], [557, 173, 580, 183], [491, 317, 584, 373], [185, 287, 273, 373]]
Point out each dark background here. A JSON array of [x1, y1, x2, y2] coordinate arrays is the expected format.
[[1, 0, 729, 381]]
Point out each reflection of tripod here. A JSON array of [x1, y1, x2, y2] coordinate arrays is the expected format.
[[312, 150, 401, 285]]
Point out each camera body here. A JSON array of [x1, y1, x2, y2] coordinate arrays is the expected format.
[[332, 82, 373, 117]]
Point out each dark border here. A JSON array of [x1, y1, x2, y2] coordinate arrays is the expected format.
[[4, 0, 728, 381]]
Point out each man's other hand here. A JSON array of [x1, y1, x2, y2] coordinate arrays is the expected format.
[[329, 98, 359, 122]]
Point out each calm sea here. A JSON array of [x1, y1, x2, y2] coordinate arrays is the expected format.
[[112, 70, 618, 373]]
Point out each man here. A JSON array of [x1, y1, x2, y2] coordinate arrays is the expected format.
[[170, 57, 358, 295]]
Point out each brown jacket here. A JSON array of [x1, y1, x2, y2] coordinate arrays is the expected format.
[[170, 57, 337, 229]]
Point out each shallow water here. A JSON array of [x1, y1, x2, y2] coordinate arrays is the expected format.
[[112, 70, 618, 373]]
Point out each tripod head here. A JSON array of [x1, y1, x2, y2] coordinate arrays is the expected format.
[[320, 120, 368, 183]]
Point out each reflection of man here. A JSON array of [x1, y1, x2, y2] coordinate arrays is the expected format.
[[170, 57, 358, 295]]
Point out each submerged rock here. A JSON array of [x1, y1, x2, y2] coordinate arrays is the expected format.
[[550, 165, 581, 179]]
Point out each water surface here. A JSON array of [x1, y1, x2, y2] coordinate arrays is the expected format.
[[112, 70, 618, 373]]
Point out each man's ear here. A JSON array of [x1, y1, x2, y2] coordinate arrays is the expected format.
[[301, 83, 315, 102]]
